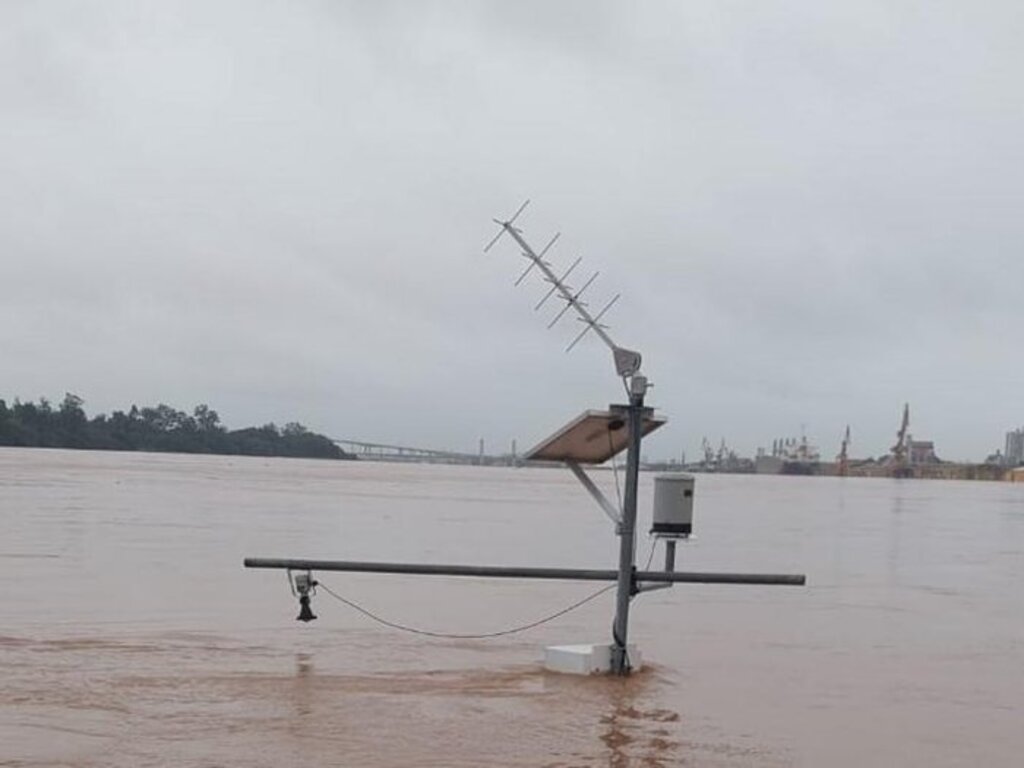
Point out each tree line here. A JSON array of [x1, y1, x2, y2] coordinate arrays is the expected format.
[[0, 394, 354, 460]]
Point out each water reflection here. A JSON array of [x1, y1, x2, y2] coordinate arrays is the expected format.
[[598, 677, 681, 768], [292, 652, 314, 718], [887, 493, 906, 585], [535, 667, 683, 767]]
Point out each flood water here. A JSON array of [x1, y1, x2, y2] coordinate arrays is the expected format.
[[2, 447, 1022, 767]]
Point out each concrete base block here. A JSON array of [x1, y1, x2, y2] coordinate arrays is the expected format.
[[543, 643, 642, 675]]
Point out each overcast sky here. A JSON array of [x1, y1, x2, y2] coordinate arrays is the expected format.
[[2, 1, 1022, 462]]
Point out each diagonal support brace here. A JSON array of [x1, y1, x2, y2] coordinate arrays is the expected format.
[[566, 460, 622, 526]]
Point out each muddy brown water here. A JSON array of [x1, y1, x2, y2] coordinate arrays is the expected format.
[[2, 448, 1022, 766]]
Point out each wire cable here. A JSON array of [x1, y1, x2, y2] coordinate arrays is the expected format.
[[642, 537, 658, 571], [314, 580, 617, 640]]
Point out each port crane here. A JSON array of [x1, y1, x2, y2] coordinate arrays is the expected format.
[[837, 426, 850, 477], [701, 437, 715, 468], [890, 404, 911, 478]]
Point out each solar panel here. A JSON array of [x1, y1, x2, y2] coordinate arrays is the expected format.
[[525, 409, 667, 464]]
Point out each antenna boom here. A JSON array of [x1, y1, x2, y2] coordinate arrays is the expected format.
[[485, 202, 643, 379]]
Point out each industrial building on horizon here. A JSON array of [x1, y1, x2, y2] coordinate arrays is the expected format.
[[735, 405, 1015, 482], [1004, 427, 1024, 467]]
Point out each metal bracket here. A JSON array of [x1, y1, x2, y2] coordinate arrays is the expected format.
[[636, 539, 678, 594], [565, 460, 622, 526]]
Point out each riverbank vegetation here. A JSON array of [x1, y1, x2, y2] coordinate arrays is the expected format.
[[0, 394, 353, 460]]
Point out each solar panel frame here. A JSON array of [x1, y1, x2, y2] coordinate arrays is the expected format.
[[524, 408, 667, 464]]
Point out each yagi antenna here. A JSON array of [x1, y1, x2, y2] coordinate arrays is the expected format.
[[514, 232, 560, 287], [567, 293, 619, 352], [535, 256, 581, 310], [483, 198, 530, 253], [484, 201, 642, 380]]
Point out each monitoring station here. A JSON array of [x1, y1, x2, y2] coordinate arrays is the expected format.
[[244, 202, 806, 675]]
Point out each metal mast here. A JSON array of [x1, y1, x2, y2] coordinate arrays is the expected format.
[[485, 200, 647, 674]]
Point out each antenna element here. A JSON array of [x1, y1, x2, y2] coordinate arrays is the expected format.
[[485, 201, 643, 380]]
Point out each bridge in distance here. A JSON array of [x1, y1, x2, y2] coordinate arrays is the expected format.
[[331, 439, 683, 471], [332, 438, 518, 466]]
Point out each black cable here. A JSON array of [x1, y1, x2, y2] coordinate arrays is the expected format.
[[314, 580, 617, 640], [642, 537, 657, 571]]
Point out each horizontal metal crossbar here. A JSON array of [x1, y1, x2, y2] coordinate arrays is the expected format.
[[243, 558, 806, 586]]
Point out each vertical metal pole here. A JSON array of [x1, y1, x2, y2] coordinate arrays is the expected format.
[[610, 379, 645, 675], [664, 539, 677, 572]]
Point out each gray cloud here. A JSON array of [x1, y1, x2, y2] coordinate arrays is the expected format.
[[2, 1, 1022, 461]]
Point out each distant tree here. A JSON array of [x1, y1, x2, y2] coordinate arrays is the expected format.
[[193, 404, 223, 432], [139, 404, 192, 433], [1, 394, 354, 460], [14, 400, 46, 445], [57, 393, 88, 447], [60, 393, 84, 415], [59, 393, 86, 425], [0, 399, 11, 445]]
